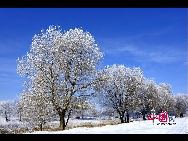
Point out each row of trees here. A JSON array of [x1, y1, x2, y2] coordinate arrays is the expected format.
[[1, 91, 187, 127], [95, 64, 188, 123], [13, 25, 188, 131]]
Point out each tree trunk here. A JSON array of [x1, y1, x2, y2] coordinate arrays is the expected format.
[[142, 109, 147, 120], [5, 111, 8, 122], [180, 113, 183, 118], [143, 114, 146, 120], [40, 123, 43, 131], [65, 109, 72, 127], [126, 112, 129, 123], [19, 113, 22, 122], [59, 111, 66, 130], [120, 115, 124, 123], [119, 111, 125, 123]]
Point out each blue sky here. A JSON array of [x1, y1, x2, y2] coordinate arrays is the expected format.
[[0, 8, 187, 100]]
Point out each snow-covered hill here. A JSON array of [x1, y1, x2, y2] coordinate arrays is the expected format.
[[29, 117, 188, 134]]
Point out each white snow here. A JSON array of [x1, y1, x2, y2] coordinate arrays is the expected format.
[[28, 117, 188, 134]]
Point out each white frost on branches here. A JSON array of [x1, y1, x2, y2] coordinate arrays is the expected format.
[[17, 25, 103, 130], [95, 64, 144, 123]]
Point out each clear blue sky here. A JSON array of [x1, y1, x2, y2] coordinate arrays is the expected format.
[[0, 8, 187, 100]]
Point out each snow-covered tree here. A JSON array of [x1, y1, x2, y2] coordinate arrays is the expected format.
[[94, 64, 144, 123], [174, 94, 188, 117], [17, 25, 103, 130], [0, 101, 15, 122], [19, 90, 54, 131], [138, 79, 159, 120], [157, 83, 175, 113]]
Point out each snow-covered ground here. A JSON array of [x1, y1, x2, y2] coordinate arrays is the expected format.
[[29, 117, 188, 134]]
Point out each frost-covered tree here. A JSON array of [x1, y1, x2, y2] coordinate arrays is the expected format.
[[95, 65, 144, 123], [19, 90, 54, 131], [138, 79, 159, 120], [17, 25, 103, 130], [0, 101, 14, 122], [174, 94, 188, 117], [157, 83, 175, 113]]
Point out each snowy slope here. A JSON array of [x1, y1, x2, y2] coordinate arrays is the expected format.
[[29, 117, 188, 134]]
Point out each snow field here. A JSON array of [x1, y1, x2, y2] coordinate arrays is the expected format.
[[29, 117, 188, 134]]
